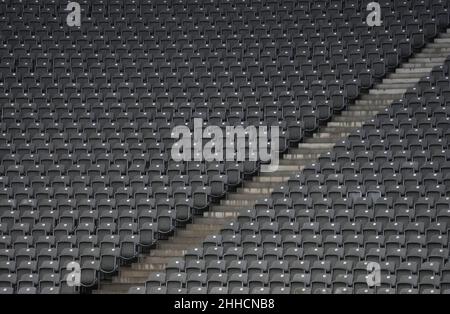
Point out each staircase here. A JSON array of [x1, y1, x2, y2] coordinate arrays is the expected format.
[[94, 29, 450, 294]]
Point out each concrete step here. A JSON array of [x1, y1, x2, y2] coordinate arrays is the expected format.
[[348, 105, 388, 111], [131, 263, 166, 271], [281, 153, 316, 160], [205, 205, 242, 212], [289, 148, 330, 155], [259, 170, 301, 177], [354, 99, 396, 106], [157, 242, 198, 250], [312, 132, 350, 138], [118, 269, 155, 278], [149, 249, 187, 257], [238, 187, 274, 194], [279, 158, 315, 165], [297, 142, 335, 149], [305, 137, 344, 143], [388, 72, 430, 78], [435, 37, 450, 43], [320, 127, 357, 133], [327, 121, 363, 127], [409, 57, 447, 63], [112, 277, 148, 284], [381, 78, 421, 84], [227, 193, 267, 200], [341, 110, 379, 116], [401, 62, 443, 68], [368, 88, 406, 95], [395, 67, 432, 73], [176, 229, 223, 237], [203, 211, 239, 218], [360, 93, 401, 100], [137, 256, 173, 264], [252, 175, 290, 182], [422, 47, 450, 53], [220, 199, 257, 206], [321, 125, 357, 130], [375, 83, 416, 89], [244, 181, 292, 188], [163, 236, 205, 244], [283, 154, 323, 161], [415, 52, 450, 58], [186, 223, 223, 231], [334, 115, 372, 122], [95, 283, 134, 293], [426, 42, 450, 47], [191, 217, 231, 225]]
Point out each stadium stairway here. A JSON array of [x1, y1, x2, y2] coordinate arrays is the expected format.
[[94, 28, 450, 294]]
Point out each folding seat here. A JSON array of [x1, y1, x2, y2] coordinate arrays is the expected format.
[[221, 221, 240, 238], [329, 271, 353, 291], [0, 258, 15, 277], [226, 272, 248, 291], [127, 286, 146, 294], [16, 286, 37, 294], [436, 196, 450, 210], [259, 220, 278, 238], [300, 223, 320, 239], [364, 234, 385, 252], [269, 185, 290, 202], [240, 221, 260, 239], [10, 221, 31, 243], [424, 220, 446, 239], [418, 261, 440, 282], [13, 234, 34, 252], [261, 232, 281, 249], [209, 175, 227, 198], [0, 232, 11, 250], [155, 256, 184, 280], [420, 161, 439, 178], [0, 209, 19, 231], [0, 246, 14, 263], [185, 271, 207, 291], [35, 254, 58, 284], [395, 273, 418, 293], [426, 233, 448, 251], [304, 166, 322, 182], [203, 246, 223, 265], [405, 222, 425, 239], [417, 274, 441, 294], [145, 272, 166, 291], [201, 235, 223, 252], [287, 174, 305, 190], [308, 185, 327, 201], [268, 208, 294, 232], [436, 207, 450, 228], [0, 271, 17, 289], [406, 246, 428, 265], [428, 248, 449, 265], [391, 196, 413, 212], [245, 272, 268, 292], [38, 286, 60, 294], [290, 271, 311, 291], [425, 184, 446, 201], [331, 205, 353, 225], [364, 246, 386, 264], [346, 184, 366, 201], [386, 247, 407, 269], [273, 198, 292, 212]]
